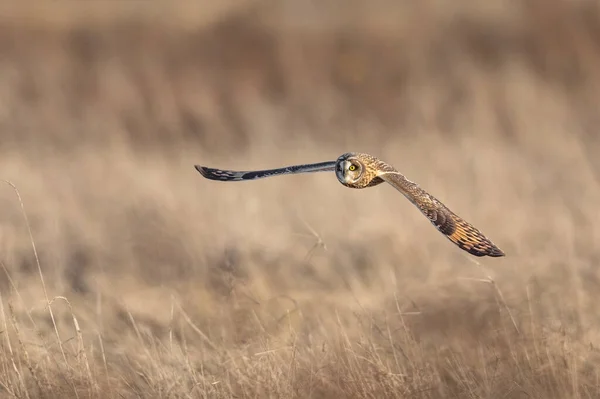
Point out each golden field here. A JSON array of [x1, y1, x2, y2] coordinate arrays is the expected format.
[[1, 1, 600, 398]]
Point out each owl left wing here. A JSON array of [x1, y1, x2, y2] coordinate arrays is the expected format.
[[379, 171, 505, 258], [195, 161, 336, 182]]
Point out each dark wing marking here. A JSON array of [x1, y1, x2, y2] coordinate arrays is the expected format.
[[445, 213, 505, 257], [380, 172, 505, 258], [194, 161, 336, 182]]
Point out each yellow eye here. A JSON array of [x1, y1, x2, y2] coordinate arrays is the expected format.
[[348, 164, 357, 171]]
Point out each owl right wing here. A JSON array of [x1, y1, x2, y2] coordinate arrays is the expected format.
[[195, 161, 336, 182], [379, 171, 505, 258]]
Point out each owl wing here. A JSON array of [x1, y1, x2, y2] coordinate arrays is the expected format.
[[195, 161, 336, 182], [379, 172, 505, 257]]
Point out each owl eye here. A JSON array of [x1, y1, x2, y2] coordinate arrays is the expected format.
[[348, 164, 357, 171]]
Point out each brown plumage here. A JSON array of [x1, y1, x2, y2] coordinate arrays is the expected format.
[[378, 172, 504, 257], [195, 152, 505, 258]]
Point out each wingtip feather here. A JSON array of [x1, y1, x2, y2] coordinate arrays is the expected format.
[[487, 246, 506, 257], [463, 243, 505, 258], [446, 214, 505, 258], [194, 165, 208, 177]]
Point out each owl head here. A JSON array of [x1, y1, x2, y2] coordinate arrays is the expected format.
[[335, 152, 386, 188]]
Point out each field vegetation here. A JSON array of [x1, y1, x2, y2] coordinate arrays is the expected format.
[[1, 1, 600, 397]]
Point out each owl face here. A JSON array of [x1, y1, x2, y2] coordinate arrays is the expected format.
[[335, 153, 380, 188], [336, 156, 363, 185]]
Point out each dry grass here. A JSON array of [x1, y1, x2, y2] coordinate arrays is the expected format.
[[1, 1, 600, 398]]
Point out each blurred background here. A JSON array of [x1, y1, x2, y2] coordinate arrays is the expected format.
[[1, 1, 600, 397]]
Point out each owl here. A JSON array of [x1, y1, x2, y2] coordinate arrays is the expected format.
[[195, 152, 505, 258]]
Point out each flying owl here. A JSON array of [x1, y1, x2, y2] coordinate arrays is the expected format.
[[195, 152, 505, 258]]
